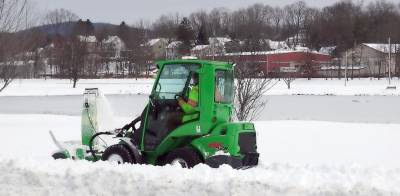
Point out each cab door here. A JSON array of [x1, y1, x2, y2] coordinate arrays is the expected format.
[[214, 70, 234, 123], [142, 63, 199, 150]]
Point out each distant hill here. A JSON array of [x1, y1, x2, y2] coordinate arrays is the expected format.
[[28, 22, 119, 37]]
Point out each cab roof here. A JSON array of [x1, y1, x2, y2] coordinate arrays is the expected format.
[[156, 59, 233, 69]]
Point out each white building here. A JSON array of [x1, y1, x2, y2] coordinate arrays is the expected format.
[[341, 43, 400, 77]]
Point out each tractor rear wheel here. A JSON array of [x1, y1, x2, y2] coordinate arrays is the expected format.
[[163, 147, 203, 168], [101, 144, 134, 164]]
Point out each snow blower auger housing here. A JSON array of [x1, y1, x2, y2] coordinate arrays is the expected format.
[[52, 60, 259, 169]]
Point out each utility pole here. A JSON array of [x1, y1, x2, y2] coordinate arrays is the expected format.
[[266, 53, 269, 78], [345, 51, 348, 86], [388, 37, 392, 85]]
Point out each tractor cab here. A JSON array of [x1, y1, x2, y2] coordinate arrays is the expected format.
[[136, 60, 235, 152], [142, 63, 200, 150]]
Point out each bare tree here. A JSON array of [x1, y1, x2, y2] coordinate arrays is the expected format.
[[43, 8, 78, 25], [0, 61, 16, 92], [283, 1, 310, 47], [282, 75, 296, 89], [271, 7, 284, 38], [0, 0, 32, 92], [69, 36, 87, 88], [234, 63, 276, 121], [300, 50, 315, 80], [151, 13, 181, 42], [279, 67, 297, 89]]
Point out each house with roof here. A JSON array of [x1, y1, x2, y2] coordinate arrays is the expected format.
[[190, 37, 232, 58], [144, 38, 168, 59], [78, 35, 98, 53], [340, 43, 400, 77], [286, 30, 307, 48], [166, 41, 183, 59], [102, 36, 126, 59]]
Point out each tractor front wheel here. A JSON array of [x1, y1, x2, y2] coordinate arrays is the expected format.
[[101, 144, 134, 164], [163, 148, 203, 168]]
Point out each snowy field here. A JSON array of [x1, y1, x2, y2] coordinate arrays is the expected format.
[[1, 94, 399, 123], [0, 78, 400, 195], [1, 114, 400, 195], [1, 78, 400, 96]]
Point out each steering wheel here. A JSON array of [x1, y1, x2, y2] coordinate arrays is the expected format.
[[175, 92, 183, 100], [156, 83, 162, 92]]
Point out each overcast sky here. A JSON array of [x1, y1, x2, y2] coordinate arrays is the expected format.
[[35, 0, 398, 25]]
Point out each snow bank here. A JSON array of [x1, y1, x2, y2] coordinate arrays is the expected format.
[[268, 78, 400, 96], [1, 78, 400, 96], [1, 114, 400, 167], [1, 158, 400, 196], [1, 114, 400, 195], [0, 79, 155, 96]]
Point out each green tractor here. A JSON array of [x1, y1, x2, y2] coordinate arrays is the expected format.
[[51, 59, 259, 169]]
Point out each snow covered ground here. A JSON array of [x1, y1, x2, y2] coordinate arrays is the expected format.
[[2, 158, 400, 196], [1, 114, 400, 195], [1, 78, 399, 195], [1, 95, 399, 123], [1, 78, 400, 96]]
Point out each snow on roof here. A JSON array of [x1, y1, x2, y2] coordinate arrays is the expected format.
[[147, 39, 161, 46], [222, 47, 328, 57], [191, 45, 210, 51], [167, 41, 183, 49], [209, 37, 232, 45], [103, 36, 121, 43], [78, 35, 97, 43], [103, 36, 125, 50], [319, 46, 336, 55], [320, 65, 366, 70], [267, 40, 288, 50], [363, 43, 400, 53], [140, 38, 168, 47]]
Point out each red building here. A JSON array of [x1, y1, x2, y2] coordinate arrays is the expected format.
[[209, 49, 332, 75]]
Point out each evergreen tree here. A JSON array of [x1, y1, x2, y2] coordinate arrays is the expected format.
[[176, 17, 194, 55], [196, 24, 209, 45], [118, 21, 133, 48]]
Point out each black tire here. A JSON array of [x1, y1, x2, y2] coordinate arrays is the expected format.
[[52, 152, 67, 159], [163, 147, 203, 168], [101, 144, 135, 164]]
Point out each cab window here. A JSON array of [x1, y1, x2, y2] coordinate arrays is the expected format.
[[215, 70, 233, 103], [155, 64, 199, 99]]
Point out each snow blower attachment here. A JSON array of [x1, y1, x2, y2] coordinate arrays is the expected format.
[[50, 88, 115, 160], [51, 60, 259, 169]]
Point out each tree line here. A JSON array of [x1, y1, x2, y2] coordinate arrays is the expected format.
[[151, 0, 400, 55]]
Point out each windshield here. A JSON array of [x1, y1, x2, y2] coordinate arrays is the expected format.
[[154, 64, 199, 99]]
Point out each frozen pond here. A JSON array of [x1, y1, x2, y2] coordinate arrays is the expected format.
[[0, 95, 398, 123]]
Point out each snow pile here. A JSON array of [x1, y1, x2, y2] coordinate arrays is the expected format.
[[1, 114, 400, 194], [1, 158, 399, 196]]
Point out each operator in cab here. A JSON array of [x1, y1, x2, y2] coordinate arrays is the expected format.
[[121, 72, 200, 133], [177, 73, 199, 123]]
